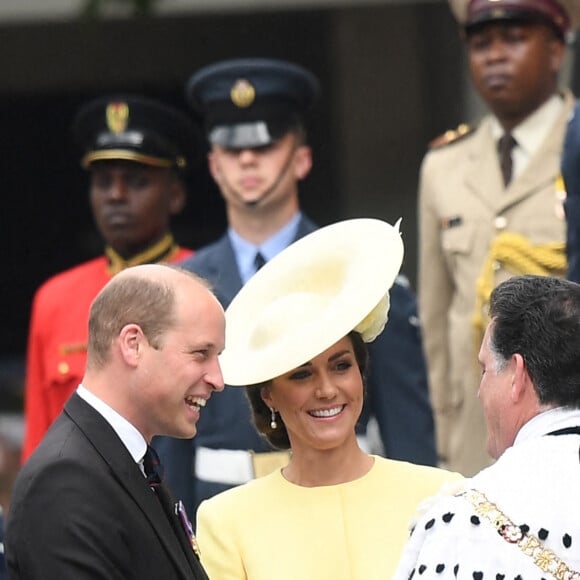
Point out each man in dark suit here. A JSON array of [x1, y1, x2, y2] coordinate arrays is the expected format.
[[6, 264, 225, 580], [154, 58, 437, 517]]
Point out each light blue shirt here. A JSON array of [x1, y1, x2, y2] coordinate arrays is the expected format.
[[228, 211, 302, 285]]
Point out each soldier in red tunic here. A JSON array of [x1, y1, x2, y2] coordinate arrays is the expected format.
[[21, 95, 200, 461]]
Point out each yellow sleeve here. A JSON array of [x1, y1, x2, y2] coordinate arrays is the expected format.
[[196, 498, 247, 580]]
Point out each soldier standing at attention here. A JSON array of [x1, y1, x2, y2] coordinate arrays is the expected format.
[[22, 95, 199, 461], [419, 0, 579, 475]]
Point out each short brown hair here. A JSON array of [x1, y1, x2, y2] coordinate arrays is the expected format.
[[87, 266, 208, 368]]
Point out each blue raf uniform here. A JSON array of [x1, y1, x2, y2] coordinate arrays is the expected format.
[[562, 100, 580, 282], [154, 58, 437, 517]]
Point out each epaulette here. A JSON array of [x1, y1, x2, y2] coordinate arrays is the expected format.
[[429, 122, 476, 150]]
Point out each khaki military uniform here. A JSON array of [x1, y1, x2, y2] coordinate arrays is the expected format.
[[418, 90, 573, 475]]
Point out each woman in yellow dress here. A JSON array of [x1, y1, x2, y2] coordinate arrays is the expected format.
[[196, 218, 460, 580]]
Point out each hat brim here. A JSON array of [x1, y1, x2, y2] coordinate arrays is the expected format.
[[81, 149, 177, 169], [219, 218, 404, 386], [449, 0, 580, 34], [208, 120, 290, 149]]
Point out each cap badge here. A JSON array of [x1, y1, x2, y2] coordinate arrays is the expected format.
[[230, 79, 256, 108], [106, 102, 130, 134]]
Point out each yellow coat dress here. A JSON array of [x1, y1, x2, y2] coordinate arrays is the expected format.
[[418, 91, 573, 476], [196, 456, 460, 580]]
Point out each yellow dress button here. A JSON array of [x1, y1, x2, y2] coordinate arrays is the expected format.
[[494, 216, 507, 230], [58, 362, 69, 375]]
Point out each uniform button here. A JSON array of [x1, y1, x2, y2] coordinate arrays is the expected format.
[[493, 261, 501, 271], [58, 362, 69, 375], [494, 216, 507, 230]]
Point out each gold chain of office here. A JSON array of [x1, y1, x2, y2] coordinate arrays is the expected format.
[[461, 489, 580, 580]]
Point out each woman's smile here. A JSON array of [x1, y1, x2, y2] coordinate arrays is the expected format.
[[307, 405, 346, 419]]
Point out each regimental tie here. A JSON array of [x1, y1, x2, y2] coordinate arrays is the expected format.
[[142, 445, 202, 560], [498, 133, 517, 187], [143, 444, 164, 489], [254, 251, 266, 273]]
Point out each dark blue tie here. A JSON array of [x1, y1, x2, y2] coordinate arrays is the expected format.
[[254, 251, 266, 272], [143, 445, 164, 488]]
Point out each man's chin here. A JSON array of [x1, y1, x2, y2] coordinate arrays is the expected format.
[[170, 426, 197, 440]]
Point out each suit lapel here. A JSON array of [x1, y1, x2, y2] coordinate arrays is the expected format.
[[208, 216, 317, 308], [206, 235, 243, 306], [463, 119, 505, 212], [65, 394, 207, 580], [295, 215, 318, 240], [156, 484, 209, 579]]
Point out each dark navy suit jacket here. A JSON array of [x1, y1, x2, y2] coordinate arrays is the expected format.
[[562, 100, 580, 282], [154, 216, 437, 517], [6, 394, 208, 580]]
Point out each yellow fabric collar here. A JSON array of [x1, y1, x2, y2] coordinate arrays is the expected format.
[[105, 233, 179, 275]]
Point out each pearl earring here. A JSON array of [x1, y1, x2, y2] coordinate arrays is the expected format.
[[270, 408, 278, 429]]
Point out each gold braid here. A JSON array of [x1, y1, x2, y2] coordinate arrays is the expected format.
[[473, 231, 566, 348]]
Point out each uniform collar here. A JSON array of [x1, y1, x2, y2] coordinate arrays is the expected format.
[[491, 93, 564, 158], [105, 233, 180, 275], [228, 211, 302, 285]]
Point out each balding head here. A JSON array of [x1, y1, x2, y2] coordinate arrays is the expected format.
[[87, 264, 213, 369], [84, 263, 225, 441]]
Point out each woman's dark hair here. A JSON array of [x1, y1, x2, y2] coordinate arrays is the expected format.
[[245, 331, 369, 449]]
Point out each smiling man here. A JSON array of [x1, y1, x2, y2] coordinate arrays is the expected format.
[[21, 95, 199, 462], [418, 0, 579, 476], [7, 264, 225, 580]]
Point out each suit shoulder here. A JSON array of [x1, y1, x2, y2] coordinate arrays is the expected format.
[[428, 122, 477, 151], [179, 238, 226, 271]]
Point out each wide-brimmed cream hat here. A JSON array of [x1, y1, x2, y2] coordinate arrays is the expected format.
[[219, 218, 404, 386]]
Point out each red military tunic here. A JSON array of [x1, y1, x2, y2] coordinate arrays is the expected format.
[[22, 237, 192, 461]]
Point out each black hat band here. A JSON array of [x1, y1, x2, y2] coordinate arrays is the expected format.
[[83, 129, 188, 170]]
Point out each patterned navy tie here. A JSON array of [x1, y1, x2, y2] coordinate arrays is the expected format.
[[143, 445, 164, 489]]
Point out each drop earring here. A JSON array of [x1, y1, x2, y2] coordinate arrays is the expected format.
[[270, 408, 278, 429]]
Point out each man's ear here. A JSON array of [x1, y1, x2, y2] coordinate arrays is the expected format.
[[293, 145, 313, 181], [548, 34, 566, 74], [168, 178, 186, 216], [119, 323, 144, 368], [511, 353, 529, 403], [208, 151, 222, 185]]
